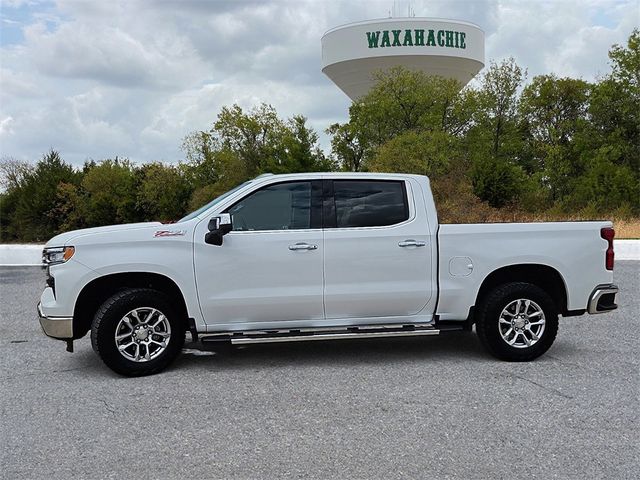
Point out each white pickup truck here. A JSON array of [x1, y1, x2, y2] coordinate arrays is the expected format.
[[38, 173, 619, 376]]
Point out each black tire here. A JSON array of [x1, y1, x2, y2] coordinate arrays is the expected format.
[[476, 282, 559, 361], [91, 288, 185, 376]]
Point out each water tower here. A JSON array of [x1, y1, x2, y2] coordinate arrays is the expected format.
[[321, 17, 485, 100]]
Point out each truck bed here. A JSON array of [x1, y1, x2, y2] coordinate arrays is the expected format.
[[436, 221, 614, 320]]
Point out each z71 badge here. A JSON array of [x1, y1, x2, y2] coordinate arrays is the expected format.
[[154, 230, 186, 237]]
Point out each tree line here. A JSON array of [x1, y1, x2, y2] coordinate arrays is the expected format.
[[1, 30, 638, 242]]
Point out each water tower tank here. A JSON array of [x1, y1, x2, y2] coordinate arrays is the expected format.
[[322, 18, 485, 100]]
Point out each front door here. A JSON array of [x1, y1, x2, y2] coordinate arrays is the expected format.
[[323, 179, 434, 320], [194, 180, 324, 330]]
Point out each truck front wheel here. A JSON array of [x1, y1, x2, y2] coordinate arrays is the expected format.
[[476, 282, 559, 361], [91, 288, 185, 376]]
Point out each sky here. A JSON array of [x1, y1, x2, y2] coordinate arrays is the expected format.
[[0, 0, 638, 166]]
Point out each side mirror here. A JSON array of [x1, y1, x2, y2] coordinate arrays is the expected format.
[[217, 213, 233, 235], [205, 213, 233, 246]]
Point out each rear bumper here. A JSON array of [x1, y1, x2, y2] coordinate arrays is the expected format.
[[38, 302, 73, 339], [588, 284, 619, 314]]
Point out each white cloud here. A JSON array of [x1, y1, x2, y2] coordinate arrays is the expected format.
[[0, 0, 636, 165], [0, 67, 43, 97], [0, 116, 15, 136], [486, 0, 637, 80], [22, 15, 207, 89]]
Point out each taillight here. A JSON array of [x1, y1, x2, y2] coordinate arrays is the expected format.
[[601, 227, 615, 270]]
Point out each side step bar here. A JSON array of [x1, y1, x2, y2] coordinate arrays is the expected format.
[[199, 324, 462, 346], [231, 329, 440, 345]]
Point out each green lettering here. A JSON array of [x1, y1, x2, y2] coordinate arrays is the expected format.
[[445, 30, 454, 47], [437, 30, 445, 47], [403, 29, 413, 46], [391, 29, 401, 46], [414, 29, 424, 46], [426, 29, 436, 46], [455, 31, 460, 48], [381, 30, 391, 47], [460, 32, 466, 49], [366, 31, 380, 48]]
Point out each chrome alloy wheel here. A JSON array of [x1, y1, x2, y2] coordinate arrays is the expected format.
[[114, 307, 171, 362], [498, 298, 546, 349]]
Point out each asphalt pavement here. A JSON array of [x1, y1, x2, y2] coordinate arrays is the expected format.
[[1, 262, 638, 479]]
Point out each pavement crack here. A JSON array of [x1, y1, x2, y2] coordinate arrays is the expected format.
[[0, 366, 84, 381], [100, 398, 117, 417], [511, 374, 574, 399]]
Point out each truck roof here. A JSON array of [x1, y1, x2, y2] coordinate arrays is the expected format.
[[252, 172, 429, 180]]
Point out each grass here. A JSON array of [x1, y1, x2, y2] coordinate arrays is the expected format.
[[614, 219, 640, 239]]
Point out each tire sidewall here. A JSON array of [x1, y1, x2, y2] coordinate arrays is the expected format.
[[478, 283, 559, 361], [92, 289, 185, 376]]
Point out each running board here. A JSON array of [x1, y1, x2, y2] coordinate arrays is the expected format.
[[200, 324, 446, 346]]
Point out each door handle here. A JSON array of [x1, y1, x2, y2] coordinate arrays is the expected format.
[[289, 243, 318, 251], [398, 239, 426, 247]]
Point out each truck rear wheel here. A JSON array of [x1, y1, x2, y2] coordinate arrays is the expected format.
[[476, 282, 558, 361], [91, 288, 185, 376]]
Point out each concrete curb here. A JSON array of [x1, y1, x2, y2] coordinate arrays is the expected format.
[[0, 244, 43, 266], [1, 240, 639, 266], [616, 239, 640, 261]]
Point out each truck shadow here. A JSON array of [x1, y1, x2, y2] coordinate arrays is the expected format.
[[64, 331, 574, 379], [173, 330, 488, 372]]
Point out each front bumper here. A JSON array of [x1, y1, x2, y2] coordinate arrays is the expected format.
[[37, 302, 73, 339], [588, 284, 619, 314]]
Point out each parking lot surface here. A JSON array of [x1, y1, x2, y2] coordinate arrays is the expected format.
[[1, 262, 638, 479]]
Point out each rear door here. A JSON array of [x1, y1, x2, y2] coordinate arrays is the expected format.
[[323, 178, 435, 320]]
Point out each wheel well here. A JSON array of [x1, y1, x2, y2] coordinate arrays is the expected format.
[[73, 272, 189, 339], [474, 264, 568, 318]]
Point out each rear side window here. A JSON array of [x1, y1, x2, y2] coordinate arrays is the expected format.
[[333, 180, 409, 228], [227, 181, 312, 231]]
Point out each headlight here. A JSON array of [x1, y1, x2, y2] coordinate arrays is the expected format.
[[42, 246, 75, 266]]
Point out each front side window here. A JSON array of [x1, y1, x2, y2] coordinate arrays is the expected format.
[[227, 181, 312, 231], [333, 180, 409, 228]]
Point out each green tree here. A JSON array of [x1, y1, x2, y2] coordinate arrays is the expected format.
[[326, 122, 367, 172], [467, 58, 529, 206], [475, 57, 526, 159], [137, 163, 191, 221], [519, 75, 590, 201], [369, 130, 454, 176], [182, 104, 331, 212], [329, 67, 475, 175], [286, 115, 335, 172], [609, 28, 640, 91], [588, 29, 639, 176], [213, 103, 287, 176], [10, 150, 80, 241], [80, 159, 139, 227], [571, 29, 640, 214], [0, 157, 33, 191], [51, 182, 86, 232], [471, 156, 527, 208], [570, 146, 640, 214], [0, 157, 34, 241], [180, 131, 218, 188], [350, 67, 466, 147]]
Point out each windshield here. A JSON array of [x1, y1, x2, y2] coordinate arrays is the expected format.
[[177, 181, 251, 223]]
